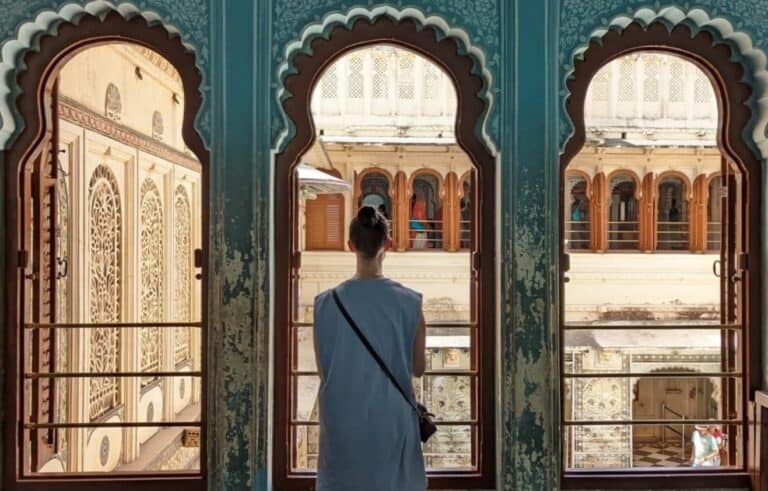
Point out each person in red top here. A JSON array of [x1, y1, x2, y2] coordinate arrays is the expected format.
[[410, 192, 428, 248]]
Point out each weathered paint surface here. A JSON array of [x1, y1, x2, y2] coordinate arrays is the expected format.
[[0, 1, 767, 490]]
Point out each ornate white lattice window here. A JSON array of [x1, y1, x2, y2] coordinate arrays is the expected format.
[[669, 60, 684, 103], [347, 56, 363, 99], [105, 83, 122, 121], [88, 164, 122, 421], [423, 63, 441, 101], [321, 65, 338, 99], [642, 56, 660, 102], [140, 178, 163, 383], [397, 54, 415, 101], [591, 69, 610, 102], [694, 73, 713, 103], [174, 185, 192, 365], [618, 58, 635, 103], [373, 57, 389, 99]]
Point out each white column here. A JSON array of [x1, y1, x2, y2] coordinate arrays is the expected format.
[[162, 167, 175, 423], [121, 149, 140, 463], [68, 127, 87, 473], [415, 57, 425, 116], [608, 63, 618, 121], [363, 51, 373, 117], [191, 177, 202, 405], [388, 50, 397, 116], [660, 56, 670, 119], [338, 57, 348, 115], [685, 63, 695, 122], [634, 55, 643, 120]]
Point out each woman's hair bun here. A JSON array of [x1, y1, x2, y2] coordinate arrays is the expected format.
[[357, 205, 378, 227]]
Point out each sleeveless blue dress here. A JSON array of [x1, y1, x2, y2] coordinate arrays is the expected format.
[[314, 277, 427, 491]]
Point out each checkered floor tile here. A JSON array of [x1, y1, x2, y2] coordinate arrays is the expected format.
[[633, 442, 689, 467]]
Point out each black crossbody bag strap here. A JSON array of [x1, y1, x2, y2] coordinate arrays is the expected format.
[[331, 288, 416, 412]]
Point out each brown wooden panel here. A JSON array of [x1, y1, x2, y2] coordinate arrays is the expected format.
[[305, 194, 344, 251]]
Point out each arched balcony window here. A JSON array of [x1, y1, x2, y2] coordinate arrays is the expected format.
[[565, 173, 590, 250], [608, 173, 639, 250], [359, 171, 391, 219], [409, 172, 442, 250], [657, 174, 689, 251], [708, 174, 723, 251]]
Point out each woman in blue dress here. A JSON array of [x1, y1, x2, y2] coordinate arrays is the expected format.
[[313, 205, 428, 491]]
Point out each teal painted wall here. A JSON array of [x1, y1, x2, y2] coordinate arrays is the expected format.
[[0, 1, 766, 490]]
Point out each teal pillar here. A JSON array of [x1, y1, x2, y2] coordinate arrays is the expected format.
[[500, 1, 561, 489], [208, 0, 270, 489]]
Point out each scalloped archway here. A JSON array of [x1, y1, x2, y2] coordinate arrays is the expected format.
[[272, 11, 497, 490], [0, 4, 209, 490], [559, 10, 764, 487]]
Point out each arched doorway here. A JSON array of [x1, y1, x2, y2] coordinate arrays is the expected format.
[[559, 17, 761, 488], [1, 9, 208, 490], [274, 15, 496, 490]]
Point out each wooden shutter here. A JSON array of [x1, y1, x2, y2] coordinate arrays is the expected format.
[[28, 83, 59, 471], [305, 194, 344, 250]]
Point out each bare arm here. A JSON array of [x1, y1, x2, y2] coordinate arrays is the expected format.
[[412, 313, 426, 378]]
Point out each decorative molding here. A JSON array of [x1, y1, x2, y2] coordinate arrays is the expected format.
[[273, 5, 498, 156], [0, 0, 210, 148], [130, 45, 183, 83], [560, 6, 768, 159], [59, 98, 199, 170]]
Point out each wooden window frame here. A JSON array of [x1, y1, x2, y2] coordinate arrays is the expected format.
[[559, 20, 762, 490], [564, 169, 593, 252], [3, 11, 209, 491], [274, 16, 496, 490]]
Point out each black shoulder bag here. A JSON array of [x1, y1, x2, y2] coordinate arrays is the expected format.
[[332, 288, 436, 443]]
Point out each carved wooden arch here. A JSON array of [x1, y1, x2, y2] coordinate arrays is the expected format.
[[655, 170, 694, 203], [606, 169, 643, 200], [274, 14, 496, 491], [459, 169, 473, 199], [2, 9, 208, 491], [564, 168, 592, 199], [353, 166, 396, 206], [559, 18, 762, 490], [408, 167, 445, 201]]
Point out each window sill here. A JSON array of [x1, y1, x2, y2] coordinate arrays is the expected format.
[[11, 475, 204, 491], [562, 471, 751, 489]]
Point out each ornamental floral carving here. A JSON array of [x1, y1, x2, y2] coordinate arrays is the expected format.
[[140, 178, 164, 382], [88, 164, 122, 420], [174, 184, 192, 365]]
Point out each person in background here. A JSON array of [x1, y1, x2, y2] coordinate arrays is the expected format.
[[571, 198, 582, 222], [410, 192, 428, 249], [313, 206, 427, 491], [709, 425, 724, 466], [691, 424, 719, 467], [378, 203, 389, 220]]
